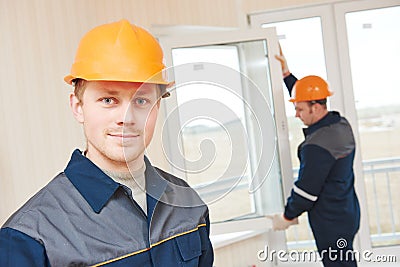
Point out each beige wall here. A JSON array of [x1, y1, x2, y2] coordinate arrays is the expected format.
[[0, 0, 340, 224]]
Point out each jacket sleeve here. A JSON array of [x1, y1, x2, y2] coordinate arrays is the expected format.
[[284, 144, 336, 219], [283, 73, 298, 96], [198, 215, 214, 267], [0, 227, 50, 267]]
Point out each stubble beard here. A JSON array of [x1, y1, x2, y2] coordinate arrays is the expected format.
[[86, 135, 147, 170]]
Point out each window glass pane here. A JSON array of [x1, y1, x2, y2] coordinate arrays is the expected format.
[[346, 6, 400, 247], [172, 46, 247, 188]]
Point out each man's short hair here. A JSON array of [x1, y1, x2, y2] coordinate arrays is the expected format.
[[72, 79, 87, 102], [308, 98, 327, 107]]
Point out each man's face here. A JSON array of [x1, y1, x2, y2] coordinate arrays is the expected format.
[[294, 101, 316, 126], [71, 81, 160, 171]]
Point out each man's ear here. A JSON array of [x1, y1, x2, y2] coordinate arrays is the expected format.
[[70, 93, 84, 123], [311, 103, 320, 113]]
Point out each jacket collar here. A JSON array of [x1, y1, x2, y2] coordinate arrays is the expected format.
[[303, 111, 341, 136], [64, 149, 168, 214], [64, 149, 120, 213]]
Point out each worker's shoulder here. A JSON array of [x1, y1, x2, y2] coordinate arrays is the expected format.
[[306, 117, 355, 159], [153, 167, 191, 187], [311, 117, 353, 141], [152, 167, 208, 209], [2, 173, 70, 228]]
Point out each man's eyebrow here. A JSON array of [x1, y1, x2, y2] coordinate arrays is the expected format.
[[96, 86, 155, 96], [134, 87, 156, 96], [97, 88, 120, 95], [134, 91, 152, 96]]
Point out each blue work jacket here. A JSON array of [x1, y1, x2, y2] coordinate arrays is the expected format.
[[283, 74, 360, 237], [0, 149, 214, 266]]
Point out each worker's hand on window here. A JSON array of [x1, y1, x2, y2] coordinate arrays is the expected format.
[[274, 44, 290, 78], [267, 213, 297, 231]]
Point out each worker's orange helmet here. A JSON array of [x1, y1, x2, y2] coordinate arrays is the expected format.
[[289, 75, 333, 102], [64, 19, 170, 88]]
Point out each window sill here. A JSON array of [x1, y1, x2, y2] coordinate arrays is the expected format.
[[210, 216, 272, 249]]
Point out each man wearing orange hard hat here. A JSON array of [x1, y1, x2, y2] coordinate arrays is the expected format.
[[0, 19, 213, 266], [270, 49, 360, 267]]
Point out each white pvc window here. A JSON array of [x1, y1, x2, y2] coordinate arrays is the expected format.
[[159, 29, 291, 225]]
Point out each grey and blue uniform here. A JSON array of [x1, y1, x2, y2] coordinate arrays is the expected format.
[[283, 74, 360, 267], [0, 149, 214, 266]]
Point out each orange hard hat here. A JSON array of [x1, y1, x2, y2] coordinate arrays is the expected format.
[[64, 19, 170, 87], [289, 75, 333, 102]]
